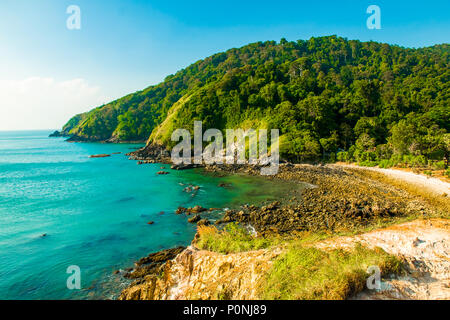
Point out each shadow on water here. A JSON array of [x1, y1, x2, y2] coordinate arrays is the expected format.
[[115, 196, 135, 203]]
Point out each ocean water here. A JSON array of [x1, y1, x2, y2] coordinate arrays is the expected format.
[[0, 130, 296, 300]]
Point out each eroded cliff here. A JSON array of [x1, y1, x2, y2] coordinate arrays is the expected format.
[[119, 219, 449, 300]]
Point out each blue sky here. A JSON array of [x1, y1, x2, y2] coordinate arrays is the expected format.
[[0, 0, 449, 130]]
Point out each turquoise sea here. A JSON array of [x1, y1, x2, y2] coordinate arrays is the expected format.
[[0, 130, 294, 299]]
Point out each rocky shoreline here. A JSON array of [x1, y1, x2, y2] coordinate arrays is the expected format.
[[128, 144, 438, 235], [208, 163, 439, 234], [114, 144, 449, 300], [48, 130, 146, 144]]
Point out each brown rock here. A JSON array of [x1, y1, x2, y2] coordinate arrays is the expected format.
[[189, 205, 207, 214], [188, 215, 201, 223], [124, 246, 185, 280], [197, 219, 210, 226], [89, 154, 111, 158], [175, 207, 186, 214], [119, 246, 281, 300]]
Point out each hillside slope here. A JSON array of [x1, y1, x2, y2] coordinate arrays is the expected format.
[[61, 36, 449, 162]]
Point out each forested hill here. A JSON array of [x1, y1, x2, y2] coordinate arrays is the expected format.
[[61, 36, 449, 163]]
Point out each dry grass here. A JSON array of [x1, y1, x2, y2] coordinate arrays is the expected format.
[[263, 243, 403, 300]]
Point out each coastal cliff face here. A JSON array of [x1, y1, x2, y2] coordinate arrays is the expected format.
[[119, 246, 282, 300], [119, 219, 449, 300], [117, 163, 449, 300]]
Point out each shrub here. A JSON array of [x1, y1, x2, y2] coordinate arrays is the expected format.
[[433, 161, 447, 170], [375, 144, 393, 161], [378, 159, 395, 168], [336, 151, 350, 162], [391, 154, 403, 164], [402, 154, 414, 166], [328, 153, 336, 163], [356, 151, 377, 163], [359, 160, 378, 167], [410, 155, 427, 168]]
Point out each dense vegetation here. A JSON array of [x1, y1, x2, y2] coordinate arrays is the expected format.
[[62, 36, 449, 165]]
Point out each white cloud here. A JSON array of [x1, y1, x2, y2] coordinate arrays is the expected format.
[[0, 77, 108, 130]]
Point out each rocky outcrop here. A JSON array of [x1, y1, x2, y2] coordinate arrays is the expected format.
[[187, 215, 201, 223], [119, 219, 449, 300], [49, 130, 63, 137], [175, 205, 207, 215], [119, 246, 282, 300], [197, 219, 211, 226], [123, 246, 185, 280], [127, 143, 171, 163]]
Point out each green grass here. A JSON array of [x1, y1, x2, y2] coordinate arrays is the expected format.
[[195, 223, 276, 254], [263, 243, 403, 300]]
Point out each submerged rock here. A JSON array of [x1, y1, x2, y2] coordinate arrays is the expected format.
[[89, 154, 111, 158], [171, 163, 203, 170], [217, 182, 232, 188]]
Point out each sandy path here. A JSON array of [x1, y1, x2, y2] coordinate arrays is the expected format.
[[334, 164, 450, 196], [317, 219, 450, 300]]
